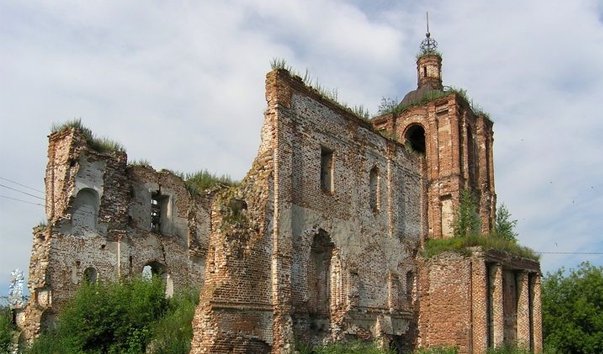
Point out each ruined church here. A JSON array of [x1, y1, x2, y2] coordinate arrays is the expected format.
[[17, 32, 542, 353]]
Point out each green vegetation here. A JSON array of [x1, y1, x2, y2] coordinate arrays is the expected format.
[[453, 190, 482, 238], [26, 278, 199, 354], [422, 191, 537, 260], [183, 169, 237, 195], [0, 306, 16, 353], [297, 340, 394, 354], [493, 204, 518, 242], [270, 58, 371, 121], [146, 288, 200, 354], [422, 235, 539, 260], [414, 347, 457, 354], [542, 262, 603, 354], [51, 119, 125, 153], [377, 86, 490, 121], [128, 159, 152, 168]]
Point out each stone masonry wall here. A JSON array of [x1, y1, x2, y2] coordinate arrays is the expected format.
[[21, 128, 209, 341]]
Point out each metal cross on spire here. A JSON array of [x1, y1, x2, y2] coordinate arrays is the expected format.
[[420, 12, 438, 54]]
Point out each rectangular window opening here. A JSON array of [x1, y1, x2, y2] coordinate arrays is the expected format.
[[151, 192, 169, 234], [320, 147, 334, 193]]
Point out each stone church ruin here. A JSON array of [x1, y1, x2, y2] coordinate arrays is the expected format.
[[17, 33, 542, 353]]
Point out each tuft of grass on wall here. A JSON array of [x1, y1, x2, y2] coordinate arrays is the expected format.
[[422, 235, 539, 261], [269, 58, 372, 122], [184, 169, 237, 195], [51, 118, 125, 153]]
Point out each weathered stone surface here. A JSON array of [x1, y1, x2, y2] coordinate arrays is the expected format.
[[19, 52, 542, 354]]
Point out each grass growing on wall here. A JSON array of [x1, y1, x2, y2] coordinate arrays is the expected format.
[[183, 169, 238, 194], [51, 119, 125, 153], [422, 235, 539, 261], [270, 58, 371, 121]]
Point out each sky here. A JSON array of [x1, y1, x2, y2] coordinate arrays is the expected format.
[[1, 0, 602, 296]]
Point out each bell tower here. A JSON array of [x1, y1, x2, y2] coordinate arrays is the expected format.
[[372, 15, 496, 240]]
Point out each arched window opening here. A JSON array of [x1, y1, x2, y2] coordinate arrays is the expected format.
[[83, 267, 97, 284], [142, 261, 166, 281], [72, 188, 99, 231], [404, 125, 426, 154], [308, 229, 334, 318], [369, 167, 380, 212]]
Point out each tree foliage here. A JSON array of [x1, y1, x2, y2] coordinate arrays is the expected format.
[[0, 306, 15, 353], [542, 262, 603, 353], [493, 203, 518, 242], [26, 278, 176, 354], [453, 189, 481, 237]]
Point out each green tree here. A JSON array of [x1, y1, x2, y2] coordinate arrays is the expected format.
[[493, 203, 518, 242], [453, 189, 481, 237], [542, 262, 603, 353]]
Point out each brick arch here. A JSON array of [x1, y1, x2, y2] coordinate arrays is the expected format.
[[402, 123, 426, 154]]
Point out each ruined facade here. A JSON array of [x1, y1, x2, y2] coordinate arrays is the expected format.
[[19, 38, 542, 353]]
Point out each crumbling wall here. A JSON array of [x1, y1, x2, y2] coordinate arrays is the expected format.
[[190, 69, 424, 353], [417, 250, 541, 354], [20, 128, 210, 342]]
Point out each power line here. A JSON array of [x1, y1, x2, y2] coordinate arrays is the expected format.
[[0, 194, 45, 207], [0, 176, 44, 194], [0, 183, 45, 200]]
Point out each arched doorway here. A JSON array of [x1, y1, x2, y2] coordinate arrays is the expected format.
[[308, 230, 334, 318]]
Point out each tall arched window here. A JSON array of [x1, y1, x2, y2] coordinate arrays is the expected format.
[[404, 124, 426, 154], [72, 188, 99, 231], [308, 229, 334, 318]]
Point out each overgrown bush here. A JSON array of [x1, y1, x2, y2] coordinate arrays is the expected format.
[[453, 189, 481, 238], [0, 306, 15, 353], [27, 277, 167, 354], [147, 287, 199, 354]]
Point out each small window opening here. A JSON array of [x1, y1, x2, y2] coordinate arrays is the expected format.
[[83, 267, 97, 284], [369, 167, 380, 212], [423, 66, 427, 77], [404, 125, 426, 154], [321, 147, 334, 193]]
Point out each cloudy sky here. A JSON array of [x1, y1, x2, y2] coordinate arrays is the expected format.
[[1, 0, 602, 295]]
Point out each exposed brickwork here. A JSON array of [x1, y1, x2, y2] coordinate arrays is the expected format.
[[19, 49, 542, 353]]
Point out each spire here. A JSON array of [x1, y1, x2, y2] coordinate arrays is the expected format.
[[415, 12, 443, 90], [419, 12, 438, 56]]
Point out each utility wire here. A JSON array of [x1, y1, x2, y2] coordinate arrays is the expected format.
[[0, 194, 45, 207], [0, 176, 44, 194], [0, 183, 45, 200]]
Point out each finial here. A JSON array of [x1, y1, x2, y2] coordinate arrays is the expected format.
[[420, 12, 438, 54]]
